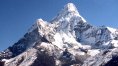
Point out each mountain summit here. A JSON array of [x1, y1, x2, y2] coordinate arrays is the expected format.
[[0, 3, 118, 66], [64, 3, 77, 12], [52, 3, 86, 23]]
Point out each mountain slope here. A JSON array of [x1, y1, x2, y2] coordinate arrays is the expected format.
[[0, 3, 118, 66]]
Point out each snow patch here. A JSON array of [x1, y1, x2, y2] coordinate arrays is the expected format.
[[87, 49, 100, 56], [107, 27, 116, 32]]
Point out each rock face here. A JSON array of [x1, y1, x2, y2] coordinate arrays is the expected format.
[[0, 3, 118, 66]]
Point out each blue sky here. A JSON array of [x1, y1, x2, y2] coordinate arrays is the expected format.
[[0, 0, 118, 51]]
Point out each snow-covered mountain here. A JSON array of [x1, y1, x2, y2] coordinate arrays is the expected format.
[[0, 3, 118, 66]]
